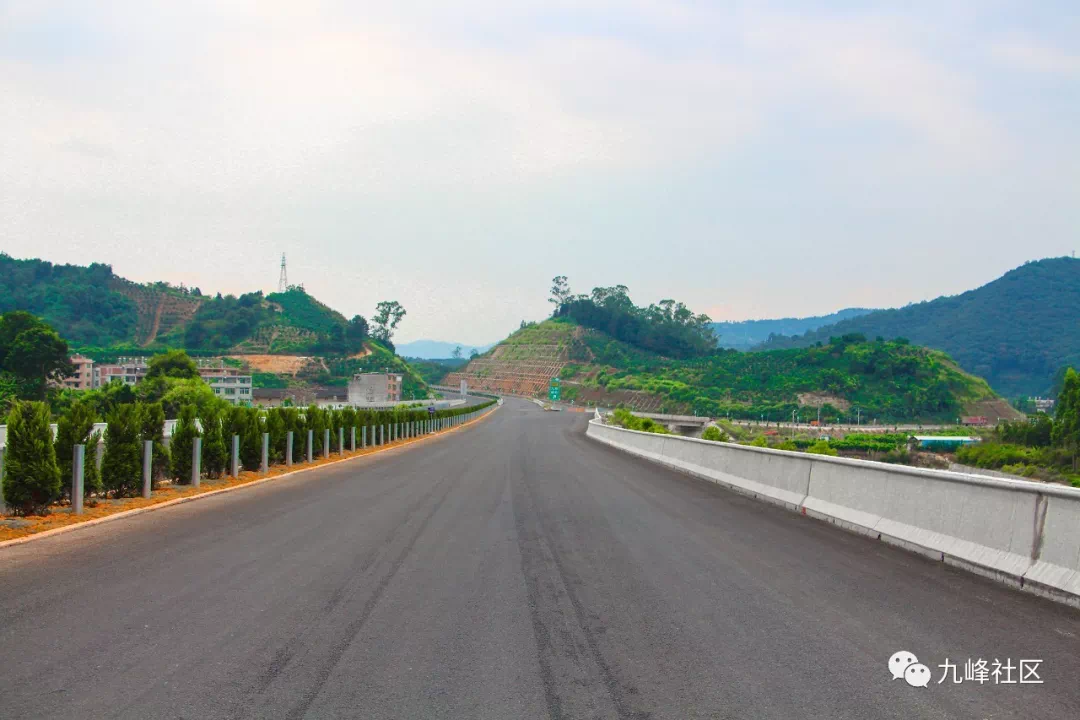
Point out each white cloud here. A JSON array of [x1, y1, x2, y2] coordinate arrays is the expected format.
[[993, 37, 1080, 75], [0, 1, 1074, 340]]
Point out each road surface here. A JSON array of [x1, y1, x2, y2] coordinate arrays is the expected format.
[[1, 398, 1078, 719]]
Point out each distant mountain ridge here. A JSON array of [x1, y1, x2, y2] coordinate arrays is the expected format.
[[397, 339, 495, 359], [1, 253, 367, 357], [756, 257, 1080, 397], [711, 308, 873, 351]]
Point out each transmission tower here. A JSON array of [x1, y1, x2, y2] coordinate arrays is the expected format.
[[278, 253, 288, 292]]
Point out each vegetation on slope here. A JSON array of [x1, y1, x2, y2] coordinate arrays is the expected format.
[[408, 358, 469, 386], [578, 330, 997, 422], [0, 254, 136, 346], [756, 257, 1080, 397], [710, 308, 872, 351], [166, 287, 370, 355], [550, 279, 715, 359]]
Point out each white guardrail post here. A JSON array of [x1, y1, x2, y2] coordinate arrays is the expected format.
[[142, 440, 152, 498], [192, 437, 202, 488], [230, 435, 240, 478], [72, 445, 84, 515]]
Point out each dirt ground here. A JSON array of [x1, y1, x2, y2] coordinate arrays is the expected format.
[[228, 354, 316, 376]]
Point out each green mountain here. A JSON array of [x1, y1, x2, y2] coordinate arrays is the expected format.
[[449, 315, 1014, 423], [0, 253, 427, 394], [573, 323, 1007, 422], [711, 308, 872, 351], [756, 257, 1080, 398], [0, 254, 365, 356]]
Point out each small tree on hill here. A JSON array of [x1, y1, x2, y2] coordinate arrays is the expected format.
[[101, 404, 142, 497], [3, 400, 61, 515]]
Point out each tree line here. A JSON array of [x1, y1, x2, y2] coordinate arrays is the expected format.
[[2, 393, 496, 516], [548, 277, 716, 359], [957, 367, 1080, 480]]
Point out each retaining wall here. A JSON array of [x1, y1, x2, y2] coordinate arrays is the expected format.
[[586, 419, 1080, 608]]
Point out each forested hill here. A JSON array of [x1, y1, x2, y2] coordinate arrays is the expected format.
[[756, 257, 1080, 398], [0, 254, 369, 356], [0, 254, 137, 346], [711, 308, 872, 351]]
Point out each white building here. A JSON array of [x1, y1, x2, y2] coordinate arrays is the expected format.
[[348, 372, 403, 405]]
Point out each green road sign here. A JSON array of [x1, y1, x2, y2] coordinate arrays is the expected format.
[[549, 377, 561, 402]]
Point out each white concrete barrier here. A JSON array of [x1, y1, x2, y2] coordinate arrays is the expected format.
[[587, 419, 1080, 608]]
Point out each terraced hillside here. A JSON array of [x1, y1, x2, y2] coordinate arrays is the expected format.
[[109, 278, 203, 346], [444, 322, 576, 397]]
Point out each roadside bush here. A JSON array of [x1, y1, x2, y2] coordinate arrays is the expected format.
[[200, 406, 228, 478], [881, 448, 912, 465], [85, 429, 103, 496], [54, 399, 97, 500], [609, 408, 670, 434], [806, 440, 838, 456], [101, 404, 142, 497], [777, 440, 798, 451], [702, 426, 728, 442], [265, 409, 286, 463], [240, 408, 263, 471], [138, 402, 170, 487], [3, 400, 61, 515], [956, 443, 1034, 470], [749, 436, 768, 448], [171, 406, 199, 483]]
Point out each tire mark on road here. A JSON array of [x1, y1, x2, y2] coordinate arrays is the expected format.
[[513, 430, 651, 720]]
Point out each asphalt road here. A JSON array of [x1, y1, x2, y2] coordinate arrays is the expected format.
[[1, 398, 1078, 719]]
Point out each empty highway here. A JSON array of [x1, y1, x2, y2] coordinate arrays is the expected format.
[[1, 398, 1078, 719]]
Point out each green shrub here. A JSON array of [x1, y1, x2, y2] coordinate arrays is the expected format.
[[701, 426, 728, 442], [956, 443, 1033, 469], [777, 440, 798, 451], [200, 406, 228, 478], [881, 448, 911, 465], [138, 402, 170, 487], [170, 406, 199, 483], [609, 408, 670, 434], [750, 436, 769, 448], [240, 408, 263, 471], [54, 399, 97, 500], [806, 440, 838, 456], [265, 409, 286, 463], [101, 404, 142, 497], [3, 400, 61, 515]]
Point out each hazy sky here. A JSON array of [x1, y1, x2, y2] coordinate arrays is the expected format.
[[1, 1, 1078, 345]]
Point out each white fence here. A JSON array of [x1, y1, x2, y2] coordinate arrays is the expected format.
[[587, 419, 1080, 608]]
